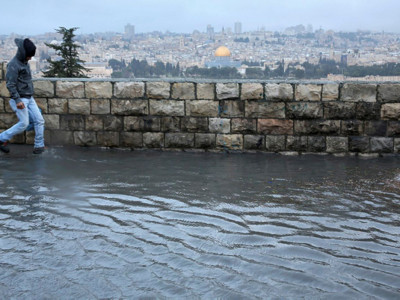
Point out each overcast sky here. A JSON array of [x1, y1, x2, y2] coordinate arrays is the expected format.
[[1, 0, 399, 35]]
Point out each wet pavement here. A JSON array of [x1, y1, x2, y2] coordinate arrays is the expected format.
[[1, 145, 400, 299]]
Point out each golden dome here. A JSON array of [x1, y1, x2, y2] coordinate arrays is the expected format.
[[215, 46, 231, 57]]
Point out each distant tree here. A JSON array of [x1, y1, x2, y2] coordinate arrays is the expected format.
[[271, 61, 285, 78], [43, 27, 88, 78], [108, 59, 126, 71], [246, 67, 264, 79]]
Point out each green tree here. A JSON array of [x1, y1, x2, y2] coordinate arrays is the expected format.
[[246, 67, 264, 79], [44, 27, 88, 78]]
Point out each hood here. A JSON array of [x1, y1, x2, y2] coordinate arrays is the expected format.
[[14, 38, 27, 62]]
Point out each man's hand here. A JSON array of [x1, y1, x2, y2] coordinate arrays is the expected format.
[[16, 102, 25, 109]]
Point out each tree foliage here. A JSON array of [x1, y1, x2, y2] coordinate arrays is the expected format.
[[43, 27, 88, 78], [110, 58, 180, 78], [109, 56, 400, 80], [185, 66, 241, 79]]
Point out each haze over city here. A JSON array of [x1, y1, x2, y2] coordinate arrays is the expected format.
[[0, 0, 399, 35]]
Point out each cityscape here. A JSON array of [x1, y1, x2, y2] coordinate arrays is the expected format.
[[1, 22, 400, 80]]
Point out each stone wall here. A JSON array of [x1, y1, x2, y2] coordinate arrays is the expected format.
[[2, 61, 400, 155]]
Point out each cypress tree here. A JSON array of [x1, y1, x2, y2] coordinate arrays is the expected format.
[[43, 27, 88, 78]]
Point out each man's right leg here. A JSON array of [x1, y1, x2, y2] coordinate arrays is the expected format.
[[0, 99, 30, 153]]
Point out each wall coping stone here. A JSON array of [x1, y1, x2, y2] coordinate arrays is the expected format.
[[32, 78, 400, 84]]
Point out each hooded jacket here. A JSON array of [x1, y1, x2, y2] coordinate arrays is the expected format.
[[6, 38, 35, 104]]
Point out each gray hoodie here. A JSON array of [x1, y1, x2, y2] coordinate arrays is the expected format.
[[6, 38, 34, 104]]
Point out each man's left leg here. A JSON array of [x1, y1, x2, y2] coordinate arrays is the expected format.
[[27, 97, 45, 154]]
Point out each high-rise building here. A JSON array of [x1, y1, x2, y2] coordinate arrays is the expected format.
[[124, 23, 135, 39], [234, 22, 242, 35], [207, 25, 215, 39]]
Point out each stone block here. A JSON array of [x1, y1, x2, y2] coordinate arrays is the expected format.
[[216, 134, 243, 150], [25, 131, 34, 145], [364, 121, 387, 136], [286, 102, 323, 119], [294, 120, 340, 135], [91, 99, 110, 114], [49, 130, 74, 145], [111, 99, 148, 115], [33, 81, 54, 97], [241, 83, 263, 100], [0, 97, 4, 113], [258, 119, 293, 135], [356, 102, 381, 120], [68, 99, 90, 115], [146, 82, 170, 99], [124, 116, 160, 132], [186, 100, 219, 117], [322, 84, 339, 101], [286, 136, 307, 152], [323, 102, 356, 119], [245, 101, 285, 118], [265, 135, 285, 152], [349, 136, 370, 153], [219, 101, 244, 117], [0, 81, 10, 97], [387, 121, 400, 137], [161, 117, 181, 132], [43, 114, 59, 130], [0, 63, 2, 80], [165, 133, 195, 148], [195, 133, 216, 148], [4, 101, 13, 113], [394, 138, 400, 153], [143, 132, 164, 148], [341, 120, 364, 136], [114, 82, 144, 98], [0, 113, 17, 128], [209, 118, 230, 133], [149, 100, 184, 116], [197, 83, 215, 100], [172, 83, 195, 100], [378, 84, 400, 102], [97, 131, 119, 147], [381, 103, 400, 120], [85, 115, 103, 131], [326, 136, 348, 153], [60, 115, 85, 130], [216, 83, 239, 100], [2, 63, 6, 78], [308, 136, 326, 152], [74, 131, 97, 146], [341, 83, 376, 102], [35, 98, 48, 113], [181, 117, 208, 132], [231, 118, 257, 133], [120, 132, 143, 148], [370, 137, 393, 153], [3, 103, 13, 113], [48, 98, 68, 114], [295, 84, 321, 101], [9, 132, 25, 144], [56, 81, 85, 98], [104, 116, 123, 131], [244, 135, 264, 150], [265, 83, 293, 100], [86, 82, 112, 98]]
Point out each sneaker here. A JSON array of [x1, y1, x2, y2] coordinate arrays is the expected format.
[[33, 147, 45, 154], [0, 141, 10, 153]]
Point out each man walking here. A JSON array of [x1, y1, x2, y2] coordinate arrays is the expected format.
[[0, 38, 45, 154]]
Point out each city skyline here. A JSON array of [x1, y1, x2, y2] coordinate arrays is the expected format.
[[0, 0, 399, 36]]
